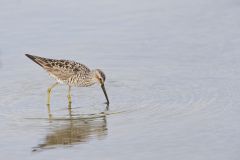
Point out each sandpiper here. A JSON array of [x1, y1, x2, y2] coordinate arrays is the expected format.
[[25, 54, 109, 105]]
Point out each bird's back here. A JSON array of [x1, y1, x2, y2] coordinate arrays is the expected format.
[[25, 54, 91, 83]]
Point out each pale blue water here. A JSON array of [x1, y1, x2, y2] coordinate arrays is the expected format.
[[1, 0, 240, 159]]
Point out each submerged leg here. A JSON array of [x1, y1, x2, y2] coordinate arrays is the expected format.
[[47, 82, 59, 105], [67, 86, 72, 104]]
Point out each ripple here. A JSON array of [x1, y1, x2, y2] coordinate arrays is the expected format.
[[109, 77, 235, 123]]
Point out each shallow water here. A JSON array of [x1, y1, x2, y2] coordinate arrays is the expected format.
[[1, 0, 240, 159]]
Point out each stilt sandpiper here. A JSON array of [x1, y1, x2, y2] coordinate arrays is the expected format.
[[25, 54, 109, 105]]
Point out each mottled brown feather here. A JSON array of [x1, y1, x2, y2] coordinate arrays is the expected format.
[[25, 54, 91, 81]]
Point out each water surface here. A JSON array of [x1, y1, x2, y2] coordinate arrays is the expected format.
[[1, 0, 240, 159]]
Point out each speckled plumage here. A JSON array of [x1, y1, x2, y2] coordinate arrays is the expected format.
[[25, 54, 109, 105], [26, 54, 99, 87]]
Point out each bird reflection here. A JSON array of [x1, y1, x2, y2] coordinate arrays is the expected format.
[[33, 104, 108, 151]]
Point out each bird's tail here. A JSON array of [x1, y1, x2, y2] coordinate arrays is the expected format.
[[25, 54, 51, 68]]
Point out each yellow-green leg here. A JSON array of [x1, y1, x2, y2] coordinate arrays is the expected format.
[[68, 103, 73, 118], [67, 86, 72, 104], [47, 82, 59, 105], [47, 104, 52, 120]]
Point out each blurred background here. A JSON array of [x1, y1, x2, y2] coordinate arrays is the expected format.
[[0, 0, 240, 160]]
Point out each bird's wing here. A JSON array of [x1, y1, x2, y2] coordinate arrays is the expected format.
[[46, 59, 91, 81], [25, 54, 91, 81]]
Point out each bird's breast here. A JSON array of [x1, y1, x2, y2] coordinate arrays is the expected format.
[[66, 75, 96, 87]]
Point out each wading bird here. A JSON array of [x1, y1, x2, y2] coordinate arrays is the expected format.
[[25, 54, 109, 105]]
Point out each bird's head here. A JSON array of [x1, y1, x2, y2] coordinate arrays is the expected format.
[[93, 69, 109, 105], [94, 69, 106, 85]]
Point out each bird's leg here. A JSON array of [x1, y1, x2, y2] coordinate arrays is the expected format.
[[68, 104, 73, 118], [47, 82, 59, 105], [67, 86, 72, 104], [47, 104, 52, 120]]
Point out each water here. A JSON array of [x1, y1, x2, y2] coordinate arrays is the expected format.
[[1, 0, 240, 159]]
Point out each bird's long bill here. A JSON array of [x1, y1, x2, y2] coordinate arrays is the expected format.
[[101, 84, 109, 104]]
